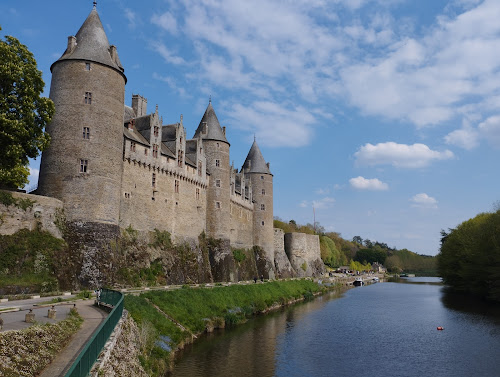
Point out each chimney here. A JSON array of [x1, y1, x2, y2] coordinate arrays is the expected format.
[[109, 45, 117, 62], [66, 36, 77, 53], [132, 94, 147, 117]]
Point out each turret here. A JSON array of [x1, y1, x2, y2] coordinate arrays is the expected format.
[[38, 6, 126, 225], [193, 100, 230, 239], [242, 139, 274, 261]]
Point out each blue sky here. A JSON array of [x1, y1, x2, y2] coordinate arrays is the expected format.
[[2, 0, 499, 255]]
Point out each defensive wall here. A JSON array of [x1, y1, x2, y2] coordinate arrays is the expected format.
[[0, 190, 64, 238], [284, 232, 325, 277]]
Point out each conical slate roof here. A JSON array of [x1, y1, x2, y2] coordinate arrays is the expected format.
[[242, 139, 271, 175], [51, 8, 126, 80], [193, 102, 229, 144]]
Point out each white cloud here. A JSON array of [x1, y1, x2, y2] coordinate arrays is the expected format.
[[410, 193, 438, 208], [151, 12, 178, 34], [354, 142, 454, 168], [478, 115, 500, 148], [124, 8, 137, 29], [152, 43, 185, 65], [349, 176, 389, 191], [444, 121, 479, 150], [299, 197, 335, 210], [225, 101, 316, 147]]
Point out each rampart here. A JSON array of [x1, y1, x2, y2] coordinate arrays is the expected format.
[[0, 191, 64, 238], [284, 232, 325, 277]]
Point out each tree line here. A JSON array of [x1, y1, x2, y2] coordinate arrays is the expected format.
[[438, 209, 500, 302], [273, 218, 437, 274]]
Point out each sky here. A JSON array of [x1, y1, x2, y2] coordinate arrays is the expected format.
[[1, 0, 499, 256]]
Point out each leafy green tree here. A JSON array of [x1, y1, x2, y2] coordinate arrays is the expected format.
[[352, 235, 363, 245], [438, 210, 500, 301], [0, 27, 54, 188]]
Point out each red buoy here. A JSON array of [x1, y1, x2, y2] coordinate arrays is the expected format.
[[437, 326, 444, 331]]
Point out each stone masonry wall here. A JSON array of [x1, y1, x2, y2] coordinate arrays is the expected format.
[[0, 191, 64, 238], [273, 228, 296, 278], [119, 158, 207, 243], [229, 199, 254, 250], [284, 232, 324, 277]]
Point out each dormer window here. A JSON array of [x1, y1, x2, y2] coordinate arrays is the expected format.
[[85, 62, 91, 71], [154, 126, 159, 137], [198, 161, 202, 176]]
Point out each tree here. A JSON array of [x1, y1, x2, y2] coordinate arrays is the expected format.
[[0, 27, 54, 188], [352, 236, 363, 245]]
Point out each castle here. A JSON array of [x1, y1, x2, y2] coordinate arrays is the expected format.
[[32, 5, 323, 279]]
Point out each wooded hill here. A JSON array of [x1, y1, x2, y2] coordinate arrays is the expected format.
[[273, 218, 437, 275], [438, 209, 500, 302]]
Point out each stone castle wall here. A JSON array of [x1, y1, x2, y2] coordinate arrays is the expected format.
[[119, 157, 207, 243], [229, 199, 254, 250], [0, 191, 64, 238], [284, 232, 324, 277]]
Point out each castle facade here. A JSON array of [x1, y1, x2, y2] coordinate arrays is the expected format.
[[37, 7, 275, 260]]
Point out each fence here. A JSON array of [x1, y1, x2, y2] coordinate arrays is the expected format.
[[64, 288, 124, 377]]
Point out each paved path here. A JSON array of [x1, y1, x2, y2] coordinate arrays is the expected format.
[[39, 300, 107, 377]]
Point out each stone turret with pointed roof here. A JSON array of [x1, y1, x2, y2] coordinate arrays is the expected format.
[[38, 4, 126, 228], [193, 101, 229, 145], [242, 139, 272, 175], [51, 6, 126, 82]]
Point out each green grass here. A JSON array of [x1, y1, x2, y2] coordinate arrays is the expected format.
[[124, 279, 327, 376]]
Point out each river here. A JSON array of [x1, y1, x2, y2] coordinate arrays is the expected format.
[[170, 278, 500, 377]]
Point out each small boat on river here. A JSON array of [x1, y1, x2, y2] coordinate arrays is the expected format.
[[353, 277, 364, 286]]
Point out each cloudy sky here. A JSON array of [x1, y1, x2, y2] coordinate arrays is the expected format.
[[2, 0, 499, 255]]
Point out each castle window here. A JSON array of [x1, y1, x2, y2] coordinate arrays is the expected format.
[[215, 201, 221, 209], [175, 180, 179, 193], [145, 148, 148, 156], [178, 150, 183, 167], [82, 127, 90, 139], [85, 62, 91, 71], [196, 188, 200, 200], [79, 159, 88, 173], [217, 142, 220, 148], [153, 144, 158, 158], [261, 221, 265, 226], [154, 126, 159, 137], [260, 175, 264, 180], [152, 173, 156, 187], [261, 204, 265, 211], [216, 179, 221, 188], [124, 192, 130, 198], [215, 159, 220, 167], [198, 161, 202, 176], [130, 142, 136, 152], [84, 92, 92, 104], [262, 188, 265, 195]]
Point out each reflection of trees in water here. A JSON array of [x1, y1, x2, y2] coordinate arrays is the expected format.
[[440, 287, 500, 321]]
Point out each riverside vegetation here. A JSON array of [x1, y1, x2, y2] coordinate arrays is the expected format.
[[123, 280, 333, 376], [438, 209, 500, 302]]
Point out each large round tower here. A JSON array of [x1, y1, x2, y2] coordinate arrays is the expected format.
[[38, 6, 126, 225], [242, 140, 274, 260], [193, 101, 231, 240]]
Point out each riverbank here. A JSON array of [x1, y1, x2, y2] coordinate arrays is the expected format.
[[117, 279, 340, 376]]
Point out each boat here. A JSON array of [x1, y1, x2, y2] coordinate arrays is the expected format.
[[372, 277, 379, 283], [353, 277, 364, 286]]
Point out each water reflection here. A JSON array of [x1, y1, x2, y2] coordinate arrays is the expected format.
[[170, 290, 345, 377], [440, 287, 500, 322]]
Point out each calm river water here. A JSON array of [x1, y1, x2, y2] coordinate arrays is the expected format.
[[170, 278, 500, 377]]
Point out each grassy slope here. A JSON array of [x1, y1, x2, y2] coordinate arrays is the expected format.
[[124, 279, 331, 376]]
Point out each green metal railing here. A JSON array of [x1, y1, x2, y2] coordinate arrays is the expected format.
[[65, 288, 124, 377]]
